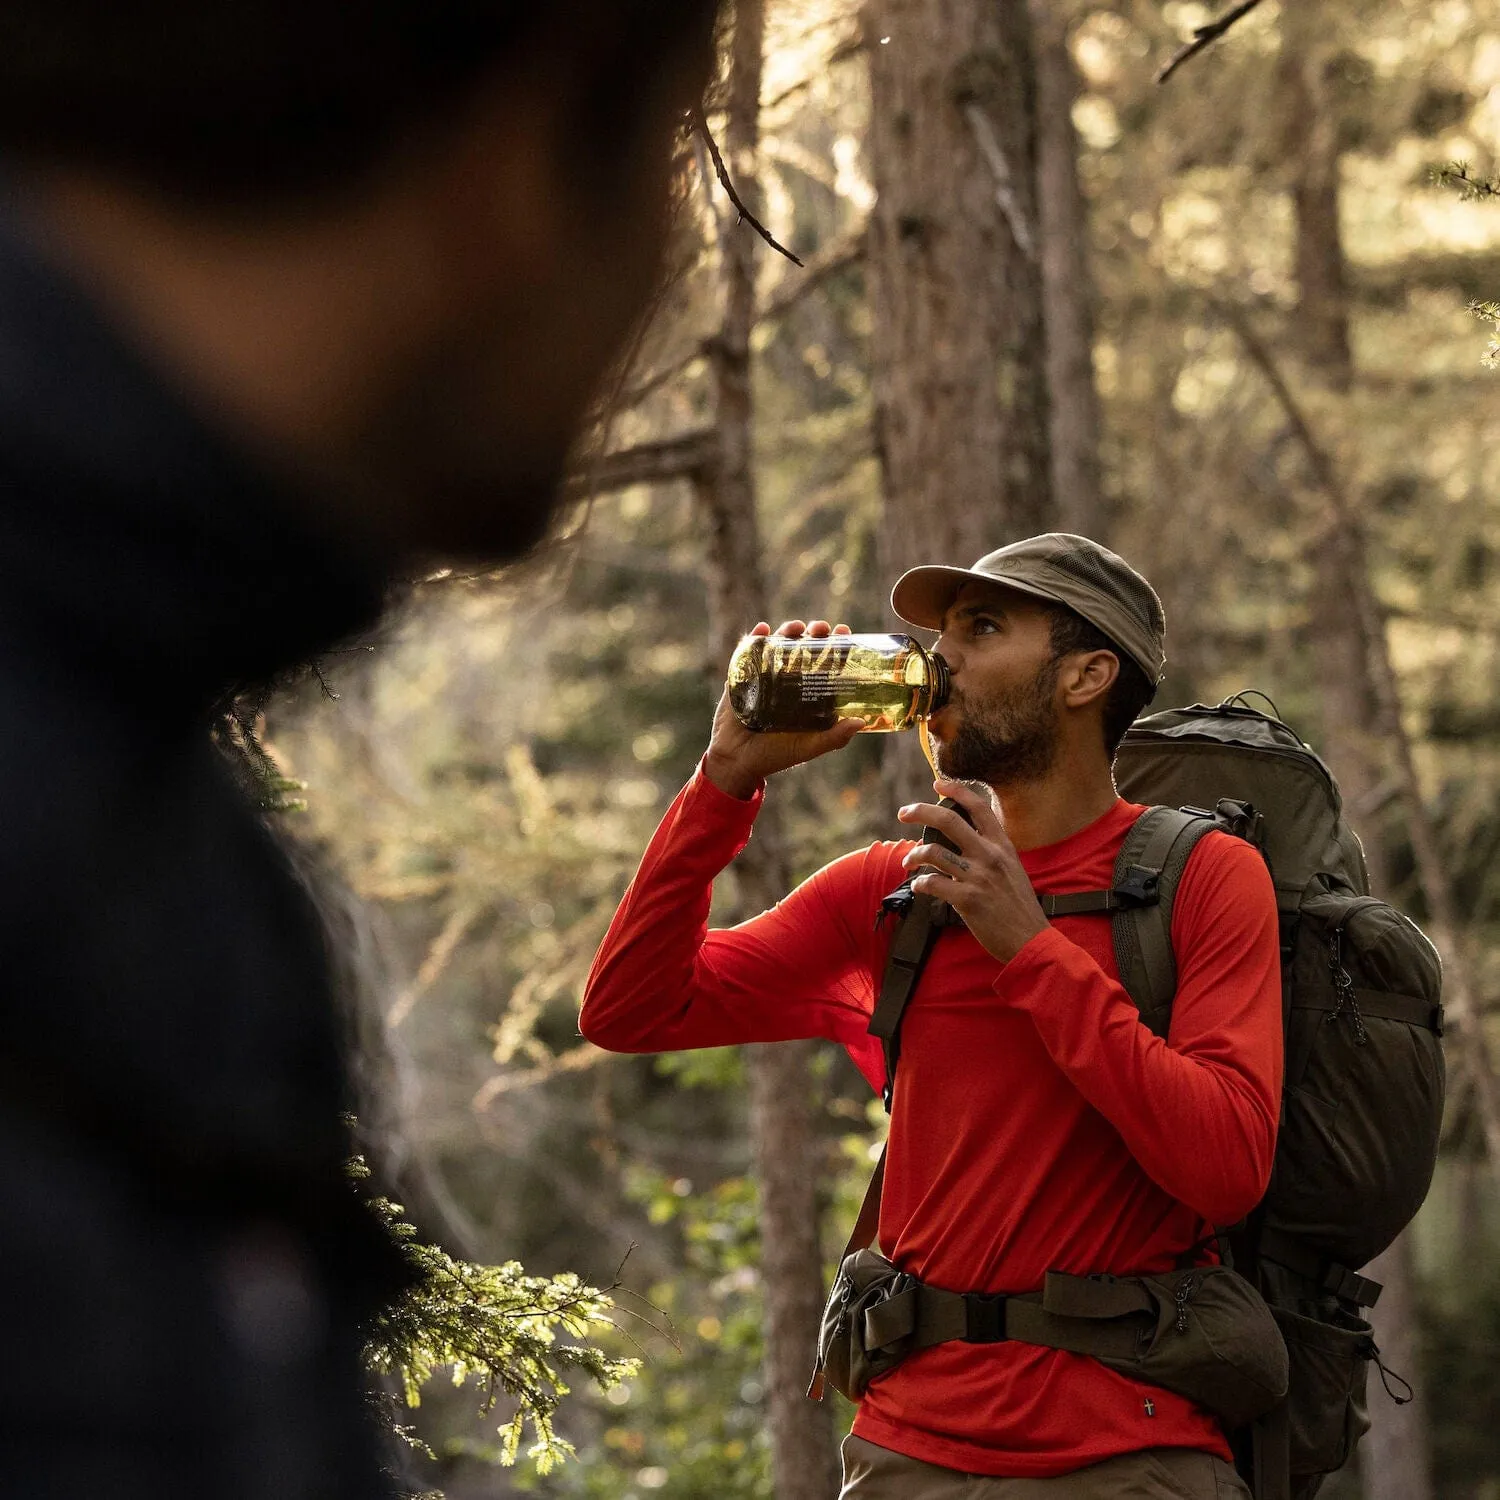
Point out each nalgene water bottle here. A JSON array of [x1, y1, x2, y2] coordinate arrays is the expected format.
[[726, 632, 949, 733]]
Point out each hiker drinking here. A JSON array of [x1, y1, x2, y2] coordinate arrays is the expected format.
[[581, 535, 1285, 1499]]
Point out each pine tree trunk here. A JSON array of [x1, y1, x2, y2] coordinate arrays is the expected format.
[[1029, 0, 1104, 540], [1359, 1234, 1432, 1500], [693, 5, 839, 1495], [1280, 18, 1433, 1496], [864, 0, 1052, 806]]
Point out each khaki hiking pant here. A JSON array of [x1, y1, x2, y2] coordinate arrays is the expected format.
[[839, 1434, 1252, 1499]]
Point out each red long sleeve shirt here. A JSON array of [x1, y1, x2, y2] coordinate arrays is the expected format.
[[580, 765, 1283, 1477]]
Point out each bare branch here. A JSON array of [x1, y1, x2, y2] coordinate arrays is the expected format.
[[689, 106, 805, 266], [387, 902, 481, 1031], [962, 104, 1037, 262], [762, 33, 865, 113], [618, 345, 710, 412], [1156, 0, 1265, 85], [1220, 298, 1500, 1188], [471, 1044, 608, 1109], [760, 225, 866, 321], [691, 125, 732, 247], [1217, 302, 1338, 493], [618, 345, 709, 411], [615, 227, 866, 412], [565, 428, 718, 501]]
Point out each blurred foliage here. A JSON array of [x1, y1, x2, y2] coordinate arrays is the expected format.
[[352, 1153, 637, 1483], [263, 0, 1500, 1492]]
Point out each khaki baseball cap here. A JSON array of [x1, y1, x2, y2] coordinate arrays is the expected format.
[[890, 533, 1166, 688]]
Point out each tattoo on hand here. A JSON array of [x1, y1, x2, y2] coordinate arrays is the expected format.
[[946, 851, 970, 872]]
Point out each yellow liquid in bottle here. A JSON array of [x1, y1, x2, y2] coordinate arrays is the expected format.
[[726, 633, 946, 733]]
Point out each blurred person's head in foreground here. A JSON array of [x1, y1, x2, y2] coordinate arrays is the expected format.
[[0, 0, 719, 563]]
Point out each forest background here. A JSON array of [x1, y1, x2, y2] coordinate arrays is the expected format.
[[260, 1, 1500, 1495]]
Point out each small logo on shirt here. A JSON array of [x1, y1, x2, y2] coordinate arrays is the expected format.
[[1144, 1398, 1156, 1418]]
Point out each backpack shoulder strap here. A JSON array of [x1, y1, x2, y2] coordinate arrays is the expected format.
[[1112, 806, 1222, 1037], [868, 797, 969, 1110], [868, 889, 946, 1112]]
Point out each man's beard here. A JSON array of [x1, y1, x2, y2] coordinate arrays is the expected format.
[[934, 660, 1062, 789]]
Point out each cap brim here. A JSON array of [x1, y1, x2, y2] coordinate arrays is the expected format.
[[890, 565, 1071, 632]]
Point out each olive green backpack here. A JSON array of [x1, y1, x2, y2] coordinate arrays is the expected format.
[[1110, 697, 1444, 1500], [845, 696, 1444, 1500]]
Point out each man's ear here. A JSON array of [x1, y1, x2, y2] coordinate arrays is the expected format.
[[1061, 649, 1120, 712]]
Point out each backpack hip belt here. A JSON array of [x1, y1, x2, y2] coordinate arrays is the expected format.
[[814, 1247, 1287, 1430]]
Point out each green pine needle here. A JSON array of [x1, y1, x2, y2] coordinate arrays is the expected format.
[[350, 1156, 637, 1479]]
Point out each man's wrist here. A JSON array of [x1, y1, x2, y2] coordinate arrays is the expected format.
[[703, 748, 762, 801]]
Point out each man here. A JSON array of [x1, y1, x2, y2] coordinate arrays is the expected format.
[[581, 536, 1283, 1498], [0, 4, 717, 1496]]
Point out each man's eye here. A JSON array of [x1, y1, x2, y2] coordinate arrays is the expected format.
[[971, 617, 999, 635]]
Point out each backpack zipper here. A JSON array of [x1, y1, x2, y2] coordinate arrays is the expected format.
[[1123, 734, 1340, 804], [1173, 1274, 1197, 1334], [1327, 926, 1370, 1046]]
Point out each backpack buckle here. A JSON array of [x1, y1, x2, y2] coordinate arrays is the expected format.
[[1324, 1265, 1383, 1309], [1112, 865, 1161, 908], [962, 1292, 1010, 1343]]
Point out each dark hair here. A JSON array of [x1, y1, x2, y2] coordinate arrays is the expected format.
[[0, 0, 719, 202], [1046, 607, 1155, 758]]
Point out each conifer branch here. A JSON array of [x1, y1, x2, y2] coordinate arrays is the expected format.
[[1469, 299, 1500, 368], [1433, 160, 1500, 200], [352, 1154, 638, 1478]]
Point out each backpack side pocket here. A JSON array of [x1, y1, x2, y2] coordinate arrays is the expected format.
[[1269, 1302, 1374, 1480], [814, 1249, 917, 1402]]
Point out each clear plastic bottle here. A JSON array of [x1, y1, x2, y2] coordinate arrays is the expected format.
[[726, 632, 949, 733]]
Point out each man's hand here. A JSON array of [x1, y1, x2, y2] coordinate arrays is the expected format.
[[896, 778, 1049, 964], [703, 619, 863, 799]]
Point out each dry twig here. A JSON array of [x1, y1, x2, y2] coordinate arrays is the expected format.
[[1157, 0, 1265, 85], [688, 106, 804, 266]]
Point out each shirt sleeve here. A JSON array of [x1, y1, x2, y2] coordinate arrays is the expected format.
[[996, 832, 1283, 1225], [578, 761, 892, 1091]]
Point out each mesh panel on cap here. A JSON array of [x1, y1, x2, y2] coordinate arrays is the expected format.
[[1042, 546, 1164, 636]]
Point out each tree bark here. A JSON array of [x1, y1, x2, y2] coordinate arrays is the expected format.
[[1282, 17, 1384, 873], [1281, 21, 1353, 390], [1359, 1233, 1432, 1500], [1029, 0, 1104, 540], [693, 5, 840, 1495], [864, 0, 1053, 806], [1275, 27, 1435, 1492], [1230, 312, 1456, 1500]]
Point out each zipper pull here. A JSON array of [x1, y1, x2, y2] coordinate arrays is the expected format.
[[1326, 928, 1369, 1046], [1174, 1274, 1197, 1335]]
